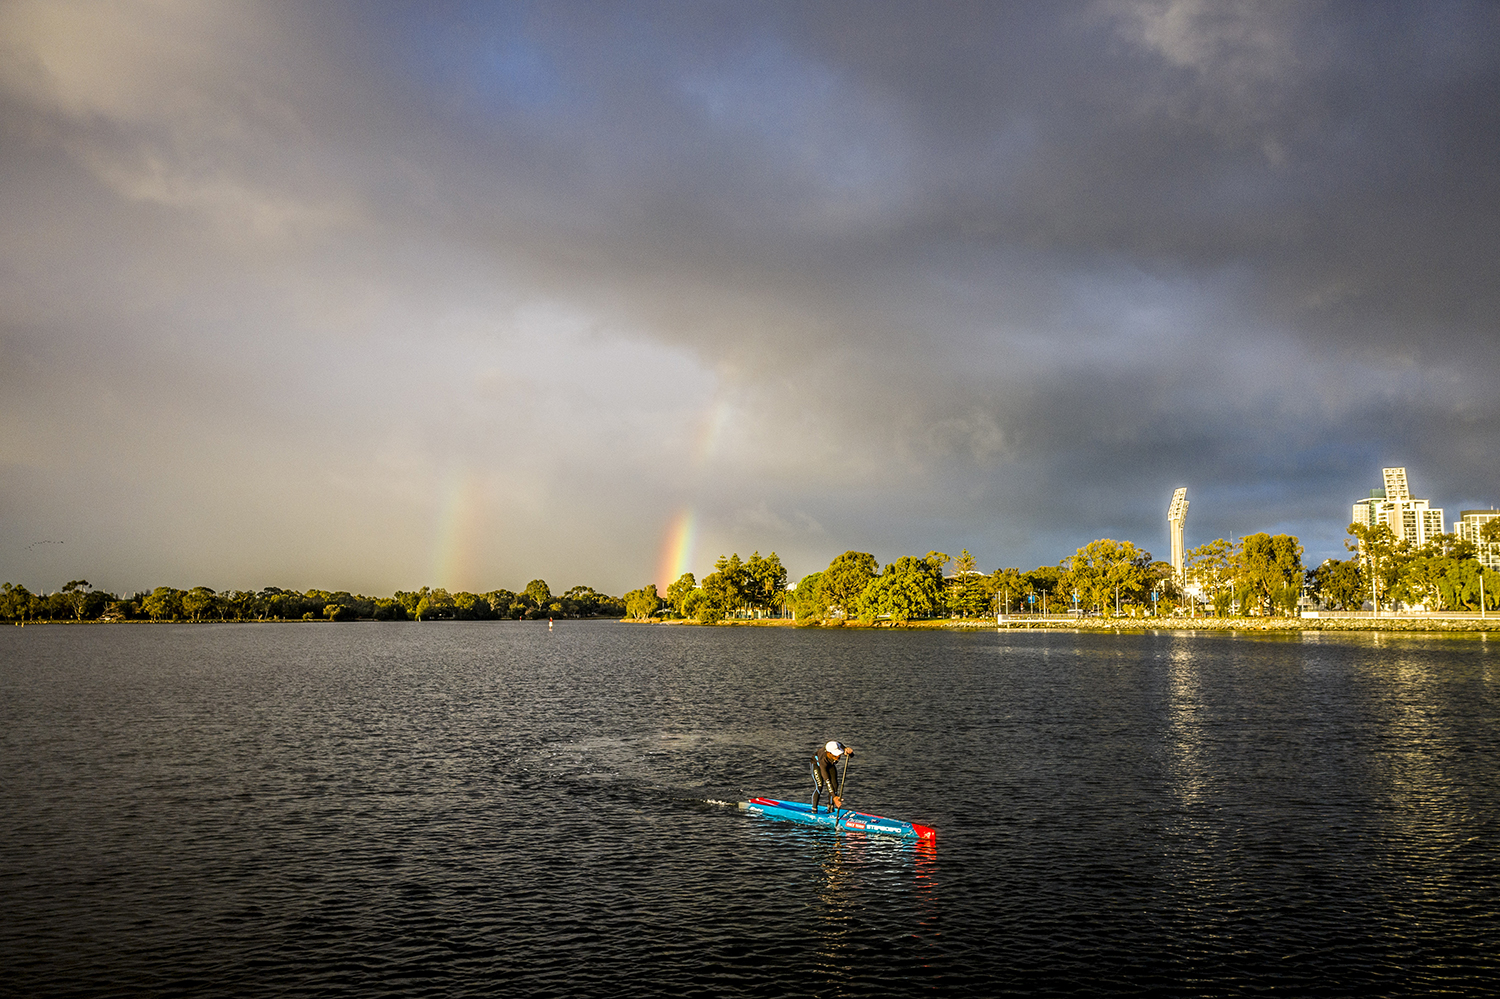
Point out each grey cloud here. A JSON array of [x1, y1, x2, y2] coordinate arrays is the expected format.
[[2, 1, 1496, 593]]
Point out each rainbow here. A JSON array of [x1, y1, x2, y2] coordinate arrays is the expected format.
[[433, 467, 485, 593], [653, 399, 734, 589], [657, 507, 697, 590]]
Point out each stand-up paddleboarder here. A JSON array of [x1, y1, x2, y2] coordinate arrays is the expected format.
[[810, 740, 853, 812]]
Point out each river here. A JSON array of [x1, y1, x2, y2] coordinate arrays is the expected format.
[[2, 623, 1497, 996]]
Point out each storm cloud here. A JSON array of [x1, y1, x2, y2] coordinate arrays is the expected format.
[[3, 0, 1497, 595]]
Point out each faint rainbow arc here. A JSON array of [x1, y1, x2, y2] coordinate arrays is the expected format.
[[433, 468, 485, 592]]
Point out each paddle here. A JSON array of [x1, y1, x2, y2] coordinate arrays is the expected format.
[[835, 749, 853, 815]]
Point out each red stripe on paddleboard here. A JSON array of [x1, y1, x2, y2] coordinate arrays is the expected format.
[[911, 823, 937, 840]]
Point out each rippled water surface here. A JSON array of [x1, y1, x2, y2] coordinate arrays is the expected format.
[[3, 623, 1499, 996]]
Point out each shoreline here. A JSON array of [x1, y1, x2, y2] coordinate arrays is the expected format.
[[635, 616, 1500, 634], [12, 616, 1498, 635]]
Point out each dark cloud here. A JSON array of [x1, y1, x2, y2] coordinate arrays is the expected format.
[[2, 0, 1496, 594]]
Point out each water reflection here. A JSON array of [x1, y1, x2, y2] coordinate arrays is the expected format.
[[808, 832, 943, 987], [1164, 638, 1206, 808]]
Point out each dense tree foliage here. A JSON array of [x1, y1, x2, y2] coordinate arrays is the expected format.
[[623, 583, 664, 620], [786, 570, 826, 621], [1331, 523, 1500, 613], [1239, 533, 1304, 616], [1, 578, 625, 623], [858, 555, 946, 622], [950, 550, 993, 617], [1059, 539, 1153, 615], [14, 517, 1498, 628], [821, 551, 880, 618]]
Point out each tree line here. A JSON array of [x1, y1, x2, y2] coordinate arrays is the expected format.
[[10, 520, 1495, 626], [625, 521, 1500, 624], [629, 542, 1181, 623], [0, 578, 625, 624], [1305, 521, 1500, 613]]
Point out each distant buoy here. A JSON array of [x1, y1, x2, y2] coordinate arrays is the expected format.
[[548, 618, 553, 631]]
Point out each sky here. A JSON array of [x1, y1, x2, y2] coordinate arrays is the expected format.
[[2, 0, 1498, 598]]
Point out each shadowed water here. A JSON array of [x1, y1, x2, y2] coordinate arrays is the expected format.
[[2, 623, 1498, 996]]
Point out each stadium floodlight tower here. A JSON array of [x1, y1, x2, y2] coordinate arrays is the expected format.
[[1167, 487, 1189, 584]]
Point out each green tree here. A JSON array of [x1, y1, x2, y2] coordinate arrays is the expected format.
[[142, 586, 184, 622], [820, 551, 879, 619], [1062, 539, 1151, 615], [1309, 558, 1364, 611], [482, 589, 519, 618], [1145, 561, 1179, 612], [181, 586, 220, 622], [1023, 566, 1061, 614], [1186, 539, 1237, 615], [623, 584, 664, 620], [682, 587, 711, 622], [1393, 555, 1451, 611], [1, 582, 38, 623], [990, 567, 1028, 616], [949, 550, 987, 617], [415, 588, 457, 620], [699, 570, 733, 620], [787, 571, 826, 621], [744, 552, 788, 617], [1431, 559, 1475, 612], [665, 573, 697, 617], [857, 555, 944, 623], [695, 571, 733, 623], [60, 580, 93, 621], [1346, 523, 1405, 613], [711, 554, 750, 617], [523, 580, 552, 612], [372, 598, 408, 620], [1237, 533, 1303, 616], [452, 591, 494, 619]]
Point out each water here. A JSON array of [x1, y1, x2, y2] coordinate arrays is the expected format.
[[2, 623, 1498, 996]]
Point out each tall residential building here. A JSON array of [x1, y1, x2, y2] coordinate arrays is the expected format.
[[1351, 467, 1444, 546], [1456, 510, 1500, 570], [1167, 487, 1188, 581]]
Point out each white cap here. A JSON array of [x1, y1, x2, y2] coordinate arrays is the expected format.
[[825, 741, 845, 757]]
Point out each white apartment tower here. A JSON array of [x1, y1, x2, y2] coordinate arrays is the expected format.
[[1167, 487, 1188, 582], [1351, 467, 1444, 546], [1456, 510, 1500, 570]]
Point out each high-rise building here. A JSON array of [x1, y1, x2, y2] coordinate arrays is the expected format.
[[1167, 487, 1188, 581], [1456, 510, 1500, 570], [1351, 467, 1444, 546]]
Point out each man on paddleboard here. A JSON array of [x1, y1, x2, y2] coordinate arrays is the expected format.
[[811, 740, 853, 812]]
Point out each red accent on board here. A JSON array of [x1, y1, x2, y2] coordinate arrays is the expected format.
[[911, 823, 937, 840]]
